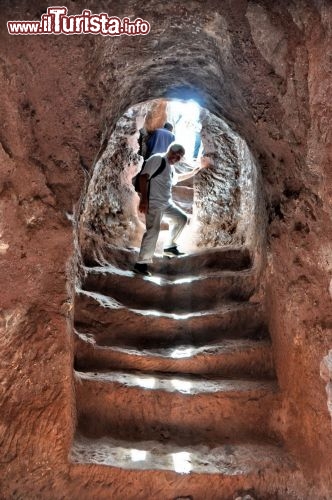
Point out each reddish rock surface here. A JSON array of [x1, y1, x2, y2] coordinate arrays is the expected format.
[[0, 1, 332, 498]]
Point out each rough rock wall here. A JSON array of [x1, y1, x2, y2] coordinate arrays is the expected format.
[[79, 109, 142, 264], [236, 141, 267, 274], [143, 100, 168, 132], [321, 351, 332, 425], [0, 0, 332, 497], [0, 4, 103, 495], [81, 103, 249, 262], [194, 109, 261, 252], [261, 3, 332, 490], [194, 111, 242, 247]]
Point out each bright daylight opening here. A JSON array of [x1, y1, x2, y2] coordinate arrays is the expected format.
[[167, 100, 202, 161]]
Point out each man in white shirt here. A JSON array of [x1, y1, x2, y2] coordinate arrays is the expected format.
[[134, 143, 206, 276]]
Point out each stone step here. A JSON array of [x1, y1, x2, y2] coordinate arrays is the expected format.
[[85, 245, 252, 273], [82, 267, 256, 313], [70, 434, 300, 500], [74, 293, 266, 348], [132, 248, 253, 277], [74, 335, 274, 379], [75, 371, 279, 444]]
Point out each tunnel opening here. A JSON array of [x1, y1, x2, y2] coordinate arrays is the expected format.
[[70, 89, 332, 498], [71, 95, 276, 484], [77, 97, 264, 277]]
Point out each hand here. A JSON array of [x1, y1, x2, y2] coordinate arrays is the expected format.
[[199, 156, 214, 169], [139, 199, 148, 214], [192, 163, 206, 176]]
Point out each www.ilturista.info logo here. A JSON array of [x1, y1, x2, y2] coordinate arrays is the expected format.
[[7, 6, 151, 36]]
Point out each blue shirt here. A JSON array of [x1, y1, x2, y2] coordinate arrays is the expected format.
[[146, 128, 175, 157]]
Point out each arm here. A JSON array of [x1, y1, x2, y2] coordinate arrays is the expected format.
[[176, 156, 213, 183], [138, 174, 149, 214], [177, 167, 201, 183]]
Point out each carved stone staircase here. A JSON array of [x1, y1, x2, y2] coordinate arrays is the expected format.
[[69, 244, 302, 499]]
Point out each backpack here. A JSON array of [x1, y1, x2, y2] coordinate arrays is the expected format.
[[133, 157, 167, 194]]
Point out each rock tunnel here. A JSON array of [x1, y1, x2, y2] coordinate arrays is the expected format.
[[1, 1, 332, 499]]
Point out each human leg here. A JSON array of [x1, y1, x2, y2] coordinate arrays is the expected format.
[[137, 207, 163, 264], [163, 203, 188, 251]]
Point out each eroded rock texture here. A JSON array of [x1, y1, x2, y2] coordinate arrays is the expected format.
[[79, 102, 257, 262], [79, 108, 142, 263], [0, 0, 332, 498], [194, 110, 258, 249]]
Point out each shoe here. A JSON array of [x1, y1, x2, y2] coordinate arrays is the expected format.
[[163, 246, 186, 258], [133, 263, 151, 276]]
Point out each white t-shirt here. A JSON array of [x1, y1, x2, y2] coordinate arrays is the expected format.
[[141, 154, 178, 208]]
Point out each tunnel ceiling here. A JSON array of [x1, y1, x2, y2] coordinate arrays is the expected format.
[[94, 0, 310, 194], [1, 0, 328, 206]]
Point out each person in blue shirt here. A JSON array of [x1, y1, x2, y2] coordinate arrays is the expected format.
[[145, 122, 175, 159]]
